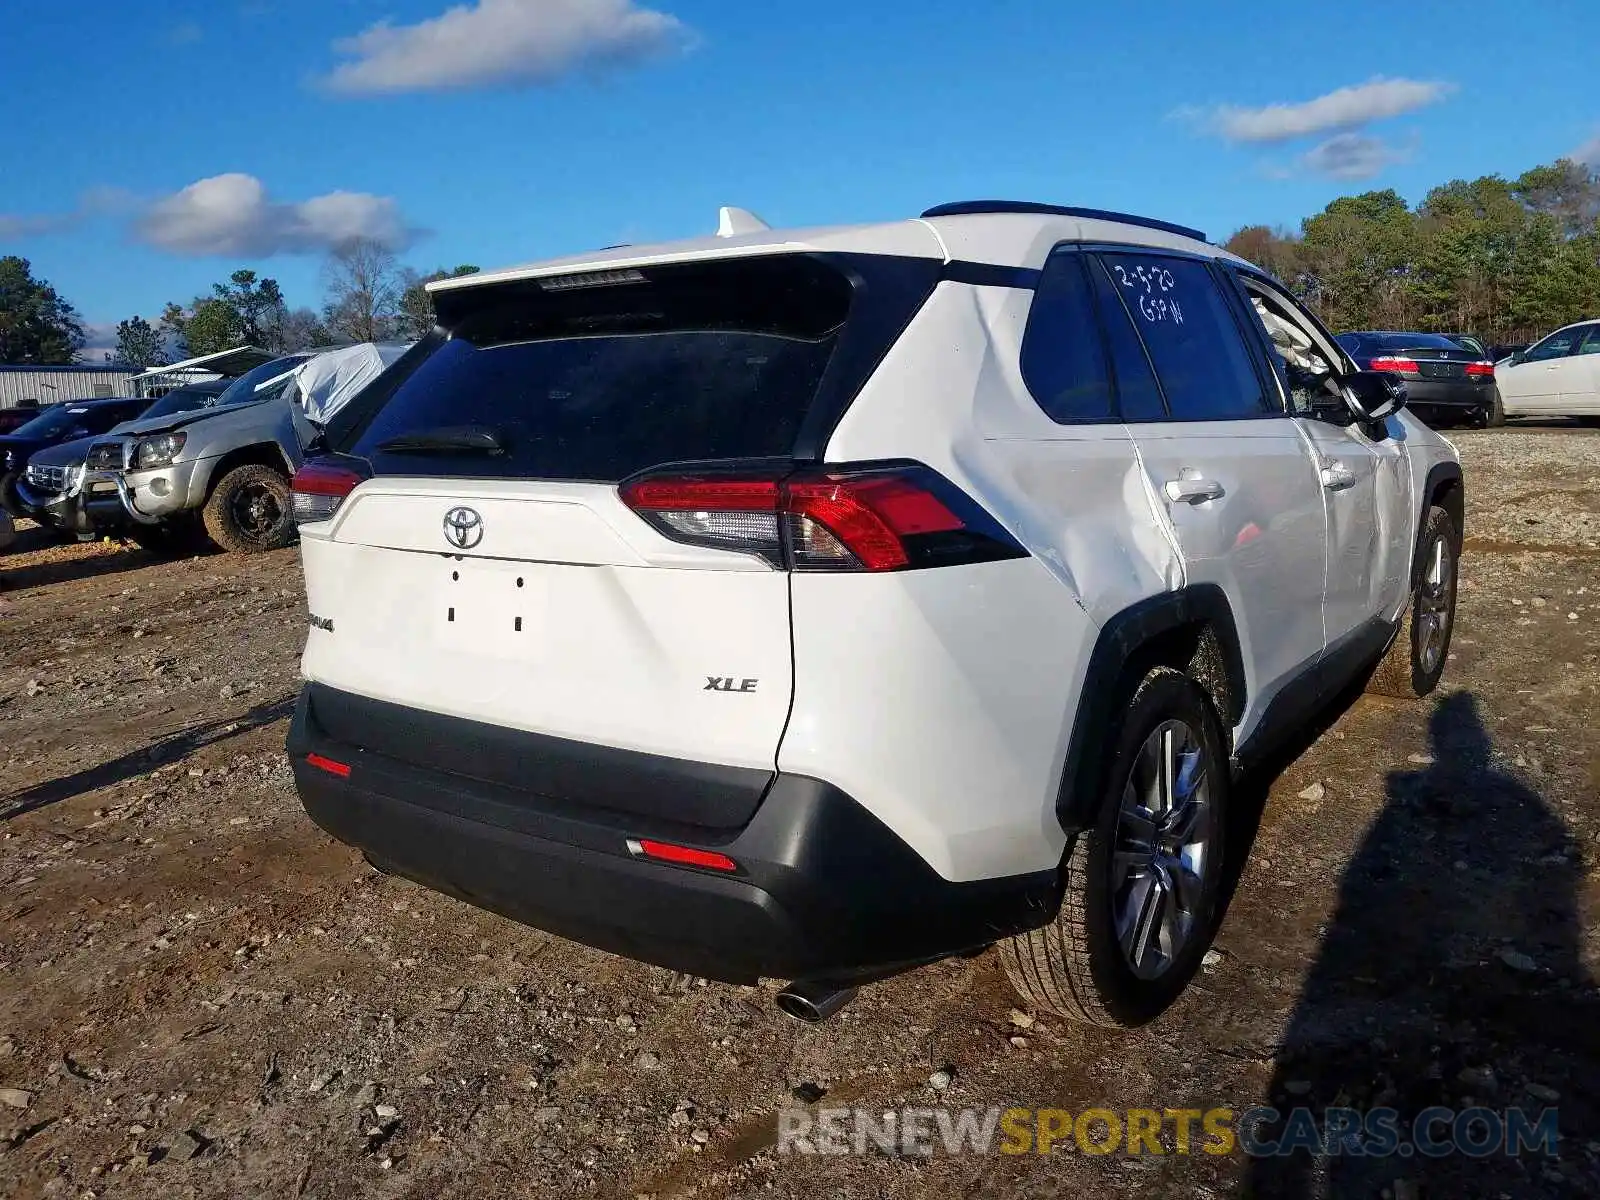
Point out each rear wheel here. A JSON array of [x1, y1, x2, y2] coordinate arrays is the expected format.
[[1001, 667, 1229, 1027], [202, 464, 295, 554], [1368, 505, 1458, 698], [1485, 388, 1506, 428]]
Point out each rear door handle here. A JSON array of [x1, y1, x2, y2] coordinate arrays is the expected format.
[[1320, 461, 1359, 491], [1164, 477, 1225, 504]]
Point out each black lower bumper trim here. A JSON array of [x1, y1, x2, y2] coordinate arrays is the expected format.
[[288, 686, 1059, 983]]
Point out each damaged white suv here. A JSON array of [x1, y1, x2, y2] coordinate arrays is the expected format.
[[287, 202, 1462, 1027]]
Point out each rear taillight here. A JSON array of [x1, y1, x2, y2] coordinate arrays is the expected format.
[[620, 462, 1026, 572], [1368, 356, 1420, 375], [292, 461, 367, 525], [1465, 361, 1495, 377]]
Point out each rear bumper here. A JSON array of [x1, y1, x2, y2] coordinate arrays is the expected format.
[[1401, 379, 1493, 411], [288, 684, 1059, 983]]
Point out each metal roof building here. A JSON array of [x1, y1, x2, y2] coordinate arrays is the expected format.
[[0, 365, 139, 410]]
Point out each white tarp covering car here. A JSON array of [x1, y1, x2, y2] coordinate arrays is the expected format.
[[288, 343, 410, 426]]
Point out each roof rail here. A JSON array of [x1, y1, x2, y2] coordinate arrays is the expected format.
[[920, 201, 1207, 244]]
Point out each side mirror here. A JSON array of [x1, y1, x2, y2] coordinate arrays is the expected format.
[[1508, 350, 1525, 367], [1342, 370, 1406, 422]]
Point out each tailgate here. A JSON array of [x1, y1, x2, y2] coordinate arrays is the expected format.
[[299, 476, 794, 782]]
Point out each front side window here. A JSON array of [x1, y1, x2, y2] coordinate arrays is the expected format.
[[1524, 330, 1579, 362], [1019, 252, 1114, 422], [1237, 279, 1344, 416], [1097, 253, 1269, 421]]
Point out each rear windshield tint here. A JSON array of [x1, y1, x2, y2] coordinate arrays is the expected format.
[[1375, 333, 1464, 351], [346, 256, 860, 482]]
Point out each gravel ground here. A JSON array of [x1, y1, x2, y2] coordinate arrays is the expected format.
[[2, 427, 1598, 1199]]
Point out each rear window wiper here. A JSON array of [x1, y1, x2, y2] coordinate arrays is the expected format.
[[376, 425, 508, 456]]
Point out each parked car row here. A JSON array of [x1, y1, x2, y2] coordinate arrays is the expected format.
[[3, 343, 407, 556], [1332, 320, 1600, 429]]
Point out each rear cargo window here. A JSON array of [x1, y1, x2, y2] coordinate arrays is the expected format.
[[347, 256, 858, 482]]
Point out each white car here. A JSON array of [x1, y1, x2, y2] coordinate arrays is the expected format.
[[1495, 320, 1600, 420], [285, 202, 1464, 1028]]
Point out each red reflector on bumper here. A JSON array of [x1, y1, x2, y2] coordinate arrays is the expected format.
[[306, 753, 352, 779], [628, 838, 738, 872]]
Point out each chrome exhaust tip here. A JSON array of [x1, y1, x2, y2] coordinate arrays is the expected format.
[[775, 980, 858, 1023]]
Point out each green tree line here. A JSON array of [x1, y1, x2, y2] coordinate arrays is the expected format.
[[1226, 158, 1600, 342], [8, 155, 1598, 368], [0, 240, 477, 369]]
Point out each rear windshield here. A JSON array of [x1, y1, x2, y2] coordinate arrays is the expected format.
[[1373, 333, 1465, 351], [344, 256, 859, 482]]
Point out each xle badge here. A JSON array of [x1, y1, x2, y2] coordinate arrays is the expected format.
[[705, 677, 759, 694]]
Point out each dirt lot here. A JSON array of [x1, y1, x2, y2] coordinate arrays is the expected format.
[[2, 429, 1598, 1199]]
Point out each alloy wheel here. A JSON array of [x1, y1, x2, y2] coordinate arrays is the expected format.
[[1417, 533, 1455, 675], [1111, 720, 1217, 981]]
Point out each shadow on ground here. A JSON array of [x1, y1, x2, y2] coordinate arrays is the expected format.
[[0, 693, 295, 822], [1245, 693, 1600, 1197]]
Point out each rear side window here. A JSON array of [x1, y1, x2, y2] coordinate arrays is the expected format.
[[1098, 253, 1269, 421], [1087, 258, 1167, 420], [1019, 252, 1113, 422], [348, 256, 858, 482]]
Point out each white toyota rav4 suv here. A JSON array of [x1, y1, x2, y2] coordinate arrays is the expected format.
[[287, 202, 1463, 1028]]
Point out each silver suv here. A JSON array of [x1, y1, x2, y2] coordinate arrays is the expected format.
[[77, 346, 405, 554]]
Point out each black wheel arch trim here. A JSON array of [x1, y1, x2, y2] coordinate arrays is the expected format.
[[1412, 461, 1464, 587], [1055, 584, 1245, 834]]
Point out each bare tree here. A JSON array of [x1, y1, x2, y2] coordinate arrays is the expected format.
[[322, 237, 402, 343]]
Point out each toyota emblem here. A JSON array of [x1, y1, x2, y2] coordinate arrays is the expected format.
[[443, 506, 484, 550]]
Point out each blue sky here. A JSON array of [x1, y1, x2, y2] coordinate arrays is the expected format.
[[2, 0, 1596, 358]]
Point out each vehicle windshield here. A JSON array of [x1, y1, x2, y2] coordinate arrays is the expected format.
[[9, 404, 96, 439], [213, 355, 312, 407], [137, 387, 223, 420]]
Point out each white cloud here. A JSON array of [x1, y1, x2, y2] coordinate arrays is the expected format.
[[76, 322, 120, 365], [0, 211, 77, 239], [1297, 133, 1407, 181], [1573, 132, 1600, 166], [1198, 78, 1453, 144], [323, 0, 691, 95], [134, 173, 421, 257]]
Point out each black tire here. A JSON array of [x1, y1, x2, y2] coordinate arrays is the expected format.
[[202, 464, 295, 554], [1001, 667, 1230, 1027], [1367, 505, 1458, 698], [1485, 388, 1506, 428]]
